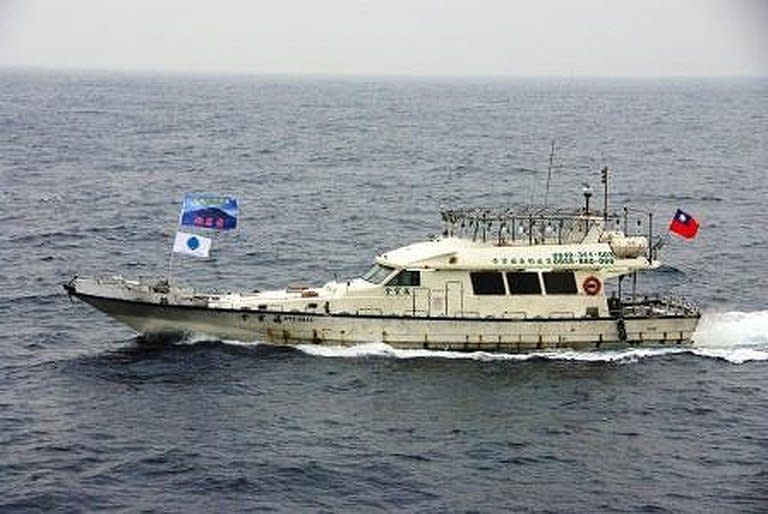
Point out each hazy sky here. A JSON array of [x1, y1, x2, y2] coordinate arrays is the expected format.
[[0, 0, 765, 76]]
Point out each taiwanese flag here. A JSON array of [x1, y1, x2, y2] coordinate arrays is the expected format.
[[669, 209, 699, 239]]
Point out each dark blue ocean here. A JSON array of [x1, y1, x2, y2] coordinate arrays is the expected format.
[[1, 70, 767, 512]]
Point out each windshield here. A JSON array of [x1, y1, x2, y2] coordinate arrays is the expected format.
[[361, 263, 395, 284]]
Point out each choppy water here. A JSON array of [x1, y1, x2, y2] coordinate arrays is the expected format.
[[1, 70, 767, 512]]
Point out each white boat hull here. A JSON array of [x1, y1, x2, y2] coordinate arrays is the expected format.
[[70, 288, 699, 352]]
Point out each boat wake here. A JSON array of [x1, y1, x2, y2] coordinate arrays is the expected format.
[[689, 310, 768, 364], [296, 342, 688, 363], [290, 311, 768, 365]]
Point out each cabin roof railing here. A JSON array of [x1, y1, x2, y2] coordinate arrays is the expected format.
[[440, 205, 615, 223], [440, 205, 632, 245]]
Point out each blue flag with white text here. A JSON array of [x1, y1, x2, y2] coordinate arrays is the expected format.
[[180, 193, 238, 230]]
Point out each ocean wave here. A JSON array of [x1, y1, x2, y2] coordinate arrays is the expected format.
[[294, 342, 767, 365], [689, 347, 768, 365], [295, 342, 688, 364]]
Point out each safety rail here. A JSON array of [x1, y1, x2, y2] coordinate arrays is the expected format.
[[440, 206, 624, 245], [617, 295, 700, 318]]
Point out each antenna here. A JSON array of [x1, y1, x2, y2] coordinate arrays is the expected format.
[[600, 165, 609, 224], [543, 139, 556, 209]]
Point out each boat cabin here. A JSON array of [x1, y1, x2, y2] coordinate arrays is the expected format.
[[227, 205, 659, 321]]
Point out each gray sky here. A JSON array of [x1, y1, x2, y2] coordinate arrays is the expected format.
[[0, 0, 765, 76]]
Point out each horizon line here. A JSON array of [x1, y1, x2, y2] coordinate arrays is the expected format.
[[2, 64, 766, 81]]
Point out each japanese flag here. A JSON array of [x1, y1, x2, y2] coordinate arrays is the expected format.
[[173, 231, 211, 258]]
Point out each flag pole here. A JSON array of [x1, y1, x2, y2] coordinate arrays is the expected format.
[[167, 245, 175, 285], [167, 193, 184, 285]]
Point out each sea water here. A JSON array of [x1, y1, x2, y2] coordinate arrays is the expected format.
[[1, 71, 766, 511]]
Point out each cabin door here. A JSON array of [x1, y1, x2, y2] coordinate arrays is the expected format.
[[445, 281, 463, 317]]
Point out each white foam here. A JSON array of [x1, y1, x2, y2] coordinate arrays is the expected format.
[[184, 333, 216, 345], [689, 310, 768, 364], [173, 334, 262, 347], [220, 339, 263, 348], [693, 310, 768, 347], [690, 347, 768, 365], [296, 342, 686, 364]]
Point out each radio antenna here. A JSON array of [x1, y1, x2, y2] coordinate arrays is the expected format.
[[543, 139, 556, 209], [601, 165, 609, 224]]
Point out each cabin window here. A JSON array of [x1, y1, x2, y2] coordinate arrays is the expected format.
[[506, 272, 542, 295], [543, 271, 578, 294], [387, 270, 421, 287], [361, 264, 394, 284], [470, 272, 506, 295]]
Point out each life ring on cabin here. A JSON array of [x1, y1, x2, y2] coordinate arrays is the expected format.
[[582, 276, 602, 296]]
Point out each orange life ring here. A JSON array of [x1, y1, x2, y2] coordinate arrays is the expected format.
[[582, 276, 602, 296]]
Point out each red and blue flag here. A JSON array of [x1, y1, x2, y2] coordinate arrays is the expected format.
[[669, 209, 699, 239]]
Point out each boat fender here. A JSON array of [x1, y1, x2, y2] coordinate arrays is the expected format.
[[617, 318, 627, 341], [582, 276, 602, 296]]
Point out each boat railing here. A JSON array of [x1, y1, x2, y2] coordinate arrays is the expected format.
[[440, 206, 626, 245], [440, 204, 658, 249], [617, 294, 700, 318]]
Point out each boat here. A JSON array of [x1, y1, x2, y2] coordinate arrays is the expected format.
[[64, 179, 700, 352]]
